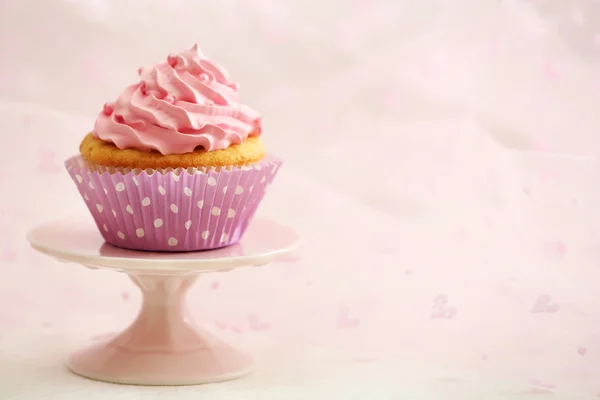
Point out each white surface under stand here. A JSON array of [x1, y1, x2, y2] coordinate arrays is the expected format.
[[26, 217, 300, 386]]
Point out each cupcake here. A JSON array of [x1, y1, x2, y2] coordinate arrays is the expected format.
[[65, 44, 282, 252]]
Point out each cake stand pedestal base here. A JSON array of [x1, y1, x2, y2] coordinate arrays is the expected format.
[[68, 274, 253, 386]]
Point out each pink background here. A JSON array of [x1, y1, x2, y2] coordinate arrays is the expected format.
[[2, 0, 600, 397]]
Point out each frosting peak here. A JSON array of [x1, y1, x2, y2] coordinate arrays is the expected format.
[[93, 44, 262, 155]]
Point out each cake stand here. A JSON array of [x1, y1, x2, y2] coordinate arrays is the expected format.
[[26, 216, 300, 386]]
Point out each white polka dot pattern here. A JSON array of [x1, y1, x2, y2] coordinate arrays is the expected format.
[[66, 155, 282, 251]]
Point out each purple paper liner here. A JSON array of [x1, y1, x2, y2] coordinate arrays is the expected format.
[[65, 155, 282, 252]]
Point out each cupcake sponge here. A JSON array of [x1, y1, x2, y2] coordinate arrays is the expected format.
[[80, 133, 266, 169]]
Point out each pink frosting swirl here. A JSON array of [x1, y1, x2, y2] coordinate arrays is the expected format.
[[93, 44, 262, 155]]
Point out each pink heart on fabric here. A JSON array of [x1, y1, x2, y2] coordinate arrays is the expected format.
[[431, 294, 457, 319], [215, 321, 228, 330], [530, 295, 560, 313], [542, 59, 560, 81], [91, 332, 116, 341], [578, 347, 587, 356], [1, 250, 16, 262], [37, 151, 61, 174], [215, 321, 242, 334], [539, 167, 560, 183], [337, 304, 359, 329], [529, 378, 556, 390], [279, 253, 302, 263], [1, 242, 16, 262], [248, 314, 271, 331], [542, 240, 567, 259], [21, 114, 32, 127]]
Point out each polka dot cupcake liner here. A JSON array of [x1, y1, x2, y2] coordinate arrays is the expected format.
[[65, 155, 282, 252]]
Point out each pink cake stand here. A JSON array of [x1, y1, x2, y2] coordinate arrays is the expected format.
[[27, 216, 300, 386]]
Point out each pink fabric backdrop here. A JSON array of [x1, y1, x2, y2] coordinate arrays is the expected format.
[[1, 0, 600, 397]]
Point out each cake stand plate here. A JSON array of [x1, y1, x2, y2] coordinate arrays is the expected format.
[[27, 217, 300, 386]]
